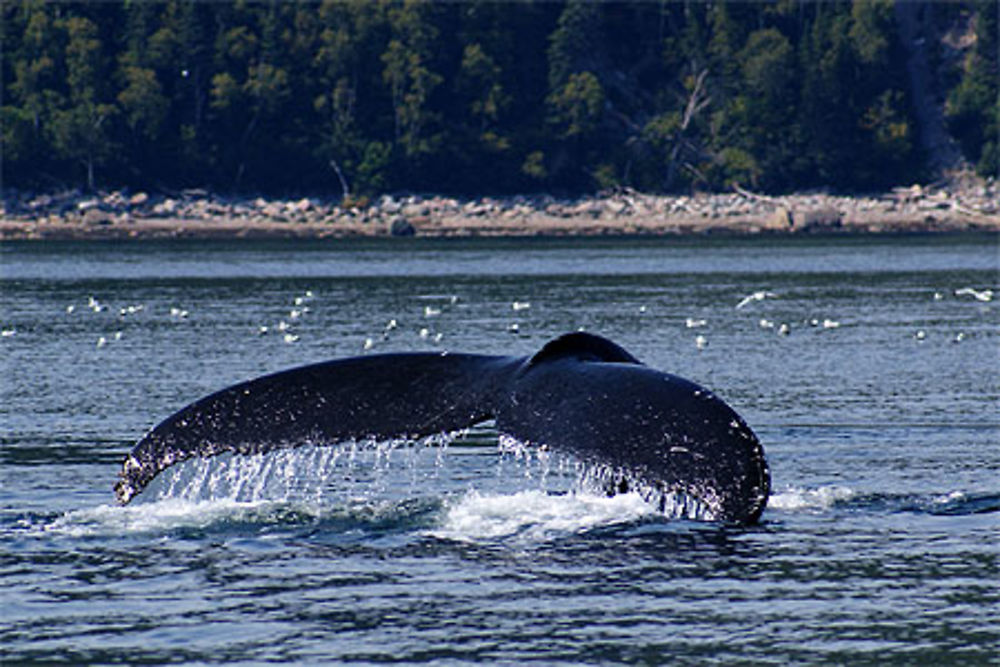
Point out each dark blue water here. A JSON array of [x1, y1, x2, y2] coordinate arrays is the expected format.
[[2, 235, 998, 664]]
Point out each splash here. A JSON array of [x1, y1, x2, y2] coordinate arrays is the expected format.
[[769, 485, 855, 511], [431, 489, 656, 542], [144, 433, 460, 505]]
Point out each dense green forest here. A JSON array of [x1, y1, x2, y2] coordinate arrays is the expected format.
[[2, 0, 996, 197]]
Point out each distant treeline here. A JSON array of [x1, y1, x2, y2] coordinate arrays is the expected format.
[[2, 1, 996, 197]]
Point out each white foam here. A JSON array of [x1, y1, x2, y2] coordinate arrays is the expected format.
[[768, 485, 854, 511], [430, 489, 656, 542], [41, 497, 295, 537], [932, 490, 966, 504]]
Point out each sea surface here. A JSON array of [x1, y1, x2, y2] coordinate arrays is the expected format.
[[2, 234, 998, 664]]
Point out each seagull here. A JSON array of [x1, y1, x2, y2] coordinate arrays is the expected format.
[[778, 323, 791, 336], [638, 305, 647, 314], [695, 335, 707, 350], [914, 330, 926, 341], [283, 333, 299, 344], [419, 328, 430, 339], [685, 318, 707, 328], [363, 338, 374, 350], [759, 319, 775, 329], [955, 287, 993, 302], [424, 306, 441, 318], [385, 318, 398, 331], [512, 301, 531, 312], [821, 319, 840, 329], [736, 291, 777, 309], [508, 323, 520, 333]]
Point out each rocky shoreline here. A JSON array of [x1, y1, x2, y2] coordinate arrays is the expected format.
[[2, 180, 998, 241]]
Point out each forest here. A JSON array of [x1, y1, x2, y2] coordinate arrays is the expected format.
[[2, 0, 997, 198]]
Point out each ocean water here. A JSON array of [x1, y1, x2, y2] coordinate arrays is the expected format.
[[1, 234, 998, 664]]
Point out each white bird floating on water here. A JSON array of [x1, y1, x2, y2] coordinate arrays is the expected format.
[[778, 323, 791, 336], [759, 319, 775, 329], [685, 318, 707, 328], [638, 305, 647, 314], [736, 291, 777, 309], [66, 305, 76, 314], [512, 301, 531, 312], [508, 323, 520, 334], [954, 287, 993, 302], [119, 304, 144, 317], [424, 306, 441, 318], [283, 333, 299, 344], [385, 318, 398, 331], [914, 330, 926, 341], [169, 307, 189, 319], [695, 335, 707, 350], [363, 337, 374, 351], [953, 332, 965, 343], [419, 328, 430, 339], [2, 329, 16, 338]]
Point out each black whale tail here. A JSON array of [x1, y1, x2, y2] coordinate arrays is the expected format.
[[114, 352, 513, 505], [115, 333, 769, 524]]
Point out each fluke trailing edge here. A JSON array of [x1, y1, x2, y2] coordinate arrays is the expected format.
[[115, 333, 770, 524]]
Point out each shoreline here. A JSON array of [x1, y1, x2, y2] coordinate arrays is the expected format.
[[2, 184, 998, 241]]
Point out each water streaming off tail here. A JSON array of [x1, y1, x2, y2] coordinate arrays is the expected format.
[[144, 432, 464, 506]]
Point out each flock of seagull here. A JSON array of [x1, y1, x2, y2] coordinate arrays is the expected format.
[[0, 285, 991, 351]]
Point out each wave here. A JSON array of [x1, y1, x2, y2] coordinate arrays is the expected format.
[[768, 485, 1000, 516]]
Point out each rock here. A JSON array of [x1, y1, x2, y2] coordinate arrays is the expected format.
[[796, 207, 842, 231], [768, 207, 793, 228], [389, 216, 416, 237], [152, 198, 178, 216], [83, 208, 113, 226], [129, 192, 149, 207], [77, 198, 100, 212]]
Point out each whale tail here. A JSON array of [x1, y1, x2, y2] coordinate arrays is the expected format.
[[115, 333, 769, 524], [114, 352, 508, 505]]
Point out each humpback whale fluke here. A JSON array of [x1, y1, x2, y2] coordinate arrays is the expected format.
[[115, 333, 769, 524]]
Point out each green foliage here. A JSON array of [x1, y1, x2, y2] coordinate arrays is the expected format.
[[946, 0, 998, 177], [0, 0, 987, 194]]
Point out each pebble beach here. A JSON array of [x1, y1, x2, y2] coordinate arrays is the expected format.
[[2, 179, 997, 240]]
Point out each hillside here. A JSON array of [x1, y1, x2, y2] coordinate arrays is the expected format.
[[2, 1, 996, 198]]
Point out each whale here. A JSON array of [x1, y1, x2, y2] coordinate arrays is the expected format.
[[115, 332, 770, 524]]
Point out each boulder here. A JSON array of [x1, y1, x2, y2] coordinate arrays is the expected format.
[[389, 216, 416, 237], [796, 207, 842, 231]]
